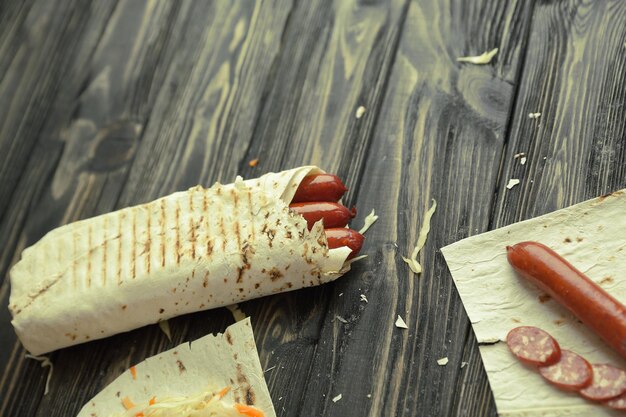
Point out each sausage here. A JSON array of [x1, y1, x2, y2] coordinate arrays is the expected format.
[[289, 202, 356, 230], [291, 174, 348, 203], [605, 391, 626, 410], [325, 228, 364, 259], [579, 364, 626, 401], [506, 326, 561, 367], [506, 242, 626, 359], [538, 349, 593, 391]]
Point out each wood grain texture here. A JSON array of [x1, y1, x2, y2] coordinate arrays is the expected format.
[[299, 1, 533, 416], [1, 0, 624, 416], [231, 1, 411, 415], [494, 0, 626, 225], [0, 1, 209, 414]]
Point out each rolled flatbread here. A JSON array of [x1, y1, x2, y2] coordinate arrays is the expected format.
[[77, 318, 276, 417], [9, 166, 352, 355]]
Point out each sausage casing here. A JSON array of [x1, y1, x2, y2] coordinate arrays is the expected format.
[[506, 241, 626, 359]]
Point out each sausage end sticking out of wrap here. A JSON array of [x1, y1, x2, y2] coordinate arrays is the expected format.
[[9, 166, 354, 355], [77, 318, 276, 417]]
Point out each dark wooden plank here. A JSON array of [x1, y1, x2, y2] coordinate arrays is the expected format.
[[299, 1, 534, 416], [0, 1, 35, 72], [0, 1, 298, 416], [0, 2, 126, 415], [0, 1, 196, 415], [0, 1, 116, 226], [95, 2, 413, 417], [115, 0, 295, 204], [4, 2, 620, 417], [227, 1, 412, 415], [494, 0, 626, 225]]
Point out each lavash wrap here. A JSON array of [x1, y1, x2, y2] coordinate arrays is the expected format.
[[442, 190, 626, 416], [77, 318, 276, 417], [9, 166, 353, 355]]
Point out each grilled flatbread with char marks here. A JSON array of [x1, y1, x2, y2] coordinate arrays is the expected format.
[[9, 166, 352, 355]]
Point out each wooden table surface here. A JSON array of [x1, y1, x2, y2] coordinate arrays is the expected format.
[[1, 1, 624, 416]]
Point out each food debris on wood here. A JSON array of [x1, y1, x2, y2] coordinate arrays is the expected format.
[[332, 394, 343, 403], [437, 357, 449, 366], [248, 158, 259, 167], [25, 354, 53, 395], [514, 153, 528, 166], [528, 112, 541, 119], [264, 365, 276, 373], [395, 315, 409, 329], [225, 304, 247, 322], [355, 106, 366, 119], [158, 320, 172, 341], [457, 48, 498, 64], [359, 209, 379, 234], [506, 179, 520, 190], [334, 315, 348, 324], [403, 199, 437, 275], [461, 361, 468, 368], [360, 294, 368, 303]]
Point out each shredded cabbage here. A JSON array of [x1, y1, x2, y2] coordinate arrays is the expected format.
[[457, 48, 498, 64], [358, 209, 379, 234], [403, 199, 437, 275], [112, 386, 261, 417], [25, 354, 53, 395]]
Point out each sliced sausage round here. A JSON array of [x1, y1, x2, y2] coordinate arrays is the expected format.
[[538, 350, 592, 391], [506, 326, 561, 367], [579, 364, 626, 401], [604, 391, 626, 410]]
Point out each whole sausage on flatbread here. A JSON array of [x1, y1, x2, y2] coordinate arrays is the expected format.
[[9, 166, 357, 355]]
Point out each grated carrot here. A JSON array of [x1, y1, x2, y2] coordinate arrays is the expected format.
[[248, 159, 259, 167], [149, 396, 156, 405], [217, 386, 231, 399], [130, 366, 137, 380], [122, 396, 135, 410], [234, 403, 265, 417], [134, 413, 144, 417]]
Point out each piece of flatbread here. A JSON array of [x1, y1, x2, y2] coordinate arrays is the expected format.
[[9, 167, 352, 355], [78, 318, 275, 417], [442, 190, 626, 416]]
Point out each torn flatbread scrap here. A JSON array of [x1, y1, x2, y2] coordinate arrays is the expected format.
[[77, 318, 275, 417], [442, 189, 626, 416], [437, 357, 449, 366], [395, 315, 408, 329], [9, 166, 355, 355], [506, 179, 520, 189]]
